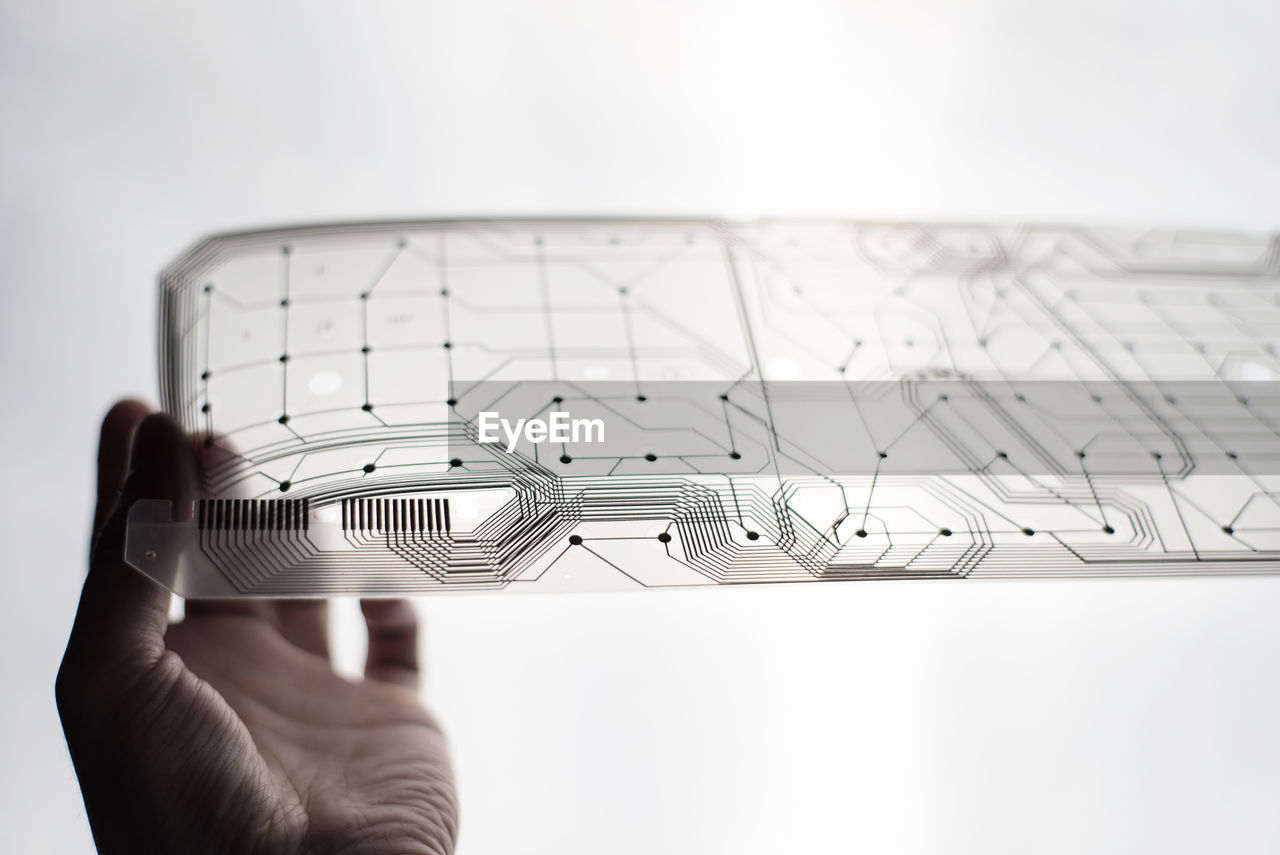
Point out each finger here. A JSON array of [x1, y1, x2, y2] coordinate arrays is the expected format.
[[361, 599, 420, 689], [92, 399, 151, 542], [62, 412, 197, 697], [272, 599, 330, 659], [179, 432, 275, 621]]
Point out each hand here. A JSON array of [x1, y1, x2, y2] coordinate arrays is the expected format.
[[56, 401, 458, 854]]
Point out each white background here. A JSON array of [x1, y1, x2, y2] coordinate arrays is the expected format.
[[3, 1, 1280, 852]]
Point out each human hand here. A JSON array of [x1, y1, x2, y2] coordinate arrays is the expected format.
[[56, 401, 458, 854]]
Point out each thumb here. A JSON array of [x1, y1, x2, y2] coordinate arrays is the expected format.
[[60, 411, 197, 704]]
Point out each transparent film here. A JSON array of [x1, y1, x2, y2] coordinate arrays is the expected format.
[[127, 219, 1280, 596]]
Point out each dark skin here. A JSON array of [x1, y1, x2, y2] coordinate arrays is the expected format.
[[56, 401, 458, 854]]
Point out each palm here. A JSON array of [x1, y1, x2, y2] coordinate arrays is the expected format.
[[160, 608, 455, 854]]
